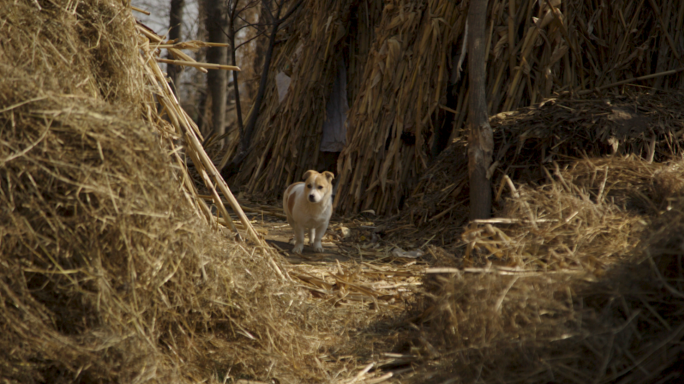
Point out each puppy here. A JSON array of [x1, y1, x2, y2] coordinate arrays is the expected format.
[[283, 170, 334, 254]]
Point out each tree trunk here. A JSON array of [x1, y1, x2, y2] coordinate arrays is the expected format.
[[228, 1, 244, 135], [467, 0, 493, 220], [251, 1, 271, 94], [167, 0, 185, 96], [205, 0, 228, 149], [232, 4, 281, 163]]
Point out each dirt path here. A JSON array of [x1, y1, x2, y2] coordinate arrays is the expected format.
[[241, 204, 429, 382]]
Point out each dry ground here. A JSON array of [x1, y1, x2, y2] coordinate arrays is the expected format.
[[226, 199, 436, 383]]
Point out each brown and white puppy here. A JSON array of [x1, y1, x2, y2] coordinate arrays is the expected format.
[[283, 170, 334, 254]]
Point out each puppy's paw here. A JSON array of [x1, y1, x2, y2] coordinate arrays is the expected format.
[[292, 243, 304, 254], [312, 243, 324, 253], [288, 236, 296, 245]]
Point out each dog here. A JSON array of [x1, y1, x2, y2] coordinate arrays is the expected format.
[[283, 170, 334, 254]]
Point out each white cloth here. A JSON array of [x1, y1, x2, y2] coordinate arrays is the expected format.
[[276, 71, 291, 103]]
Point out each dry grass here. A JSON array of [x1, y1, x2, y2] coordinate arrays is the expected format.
[[401, 156, 684, 383], [404, 91, 684, 242], [4, 1, 684, 383], [0, 1, 360, 382], [235, 0, 684, 216]]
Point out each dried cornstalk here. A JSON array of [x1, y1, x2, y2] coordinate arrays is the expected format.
[[235, 0, 684, 216]]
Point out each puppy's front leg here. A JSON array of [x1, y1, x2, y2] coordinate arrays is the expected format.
[[292, 224, 306, 254], [312, 223, 328, 253], [308, 228, 316, 245]]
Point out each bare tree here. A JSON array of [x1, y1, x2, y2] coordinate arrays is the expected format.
[[167, 0, 185, 95], [225, 0, 262, 137], [467, 0, 493, 220], [220, 0, 302, 180], [205, 0, 229, 148]]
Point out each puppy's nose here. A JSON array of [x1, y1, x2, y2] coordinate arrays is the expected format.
[[308, 194, 315, 202]]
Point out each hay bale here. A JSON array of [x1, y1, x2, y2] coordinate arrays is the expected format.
[[0, 1, 334, 382]]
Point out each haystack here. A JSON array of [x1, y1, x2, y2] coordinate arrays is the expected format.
[[0, 1, 340, 382], [401, 155, 684, 383], [234, 0, 684, 215], [404, 90, 684, 238]]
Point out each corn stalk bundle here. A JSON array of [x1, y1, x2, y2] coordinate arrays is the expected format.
[[239, 0, 684, 215], [235, 0, 382, 192]]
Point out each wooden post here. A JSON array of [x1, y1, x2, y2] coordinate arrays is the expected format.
[[467, 0, 493, 220]]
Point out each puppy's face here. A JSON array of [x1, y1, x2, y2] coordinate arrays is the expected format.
[[303, 170, 334, 203]]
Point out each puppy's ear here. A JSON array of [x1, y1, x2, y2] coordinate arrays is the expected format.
[[323, 171, 335, 182], [302, 170, 315, 181]]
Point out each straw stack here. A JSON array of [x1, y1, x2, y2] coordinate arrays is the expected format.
[[235, 0, 684, 215], [0, 0, 335, 382], [404, 90, 684, 235], [404, 156, 684, 383]]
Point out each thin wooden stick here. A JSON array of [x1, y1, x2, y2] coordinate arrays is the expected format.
[[156, 41, 231, 49], [156, 58, 241, 71], [137, 26, 210, 73], [131, 6, 150, 15], [186, 145, 240, 236], [576, 67, 684, 95], [147, 48, 262, 245]]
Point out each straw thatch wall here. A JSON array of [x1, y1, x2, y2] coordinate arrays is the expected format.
[[236, 0, 684, 215]]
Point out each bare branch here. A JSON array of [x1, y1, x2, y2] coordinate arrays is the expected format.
[[234, 31, 269, 51]]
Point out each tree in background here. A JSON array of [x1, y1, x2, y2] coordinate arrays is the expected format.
[[220, 0, 302, 180], [223, 0, 265, 147], [204, 0, 229, 148], [167, 0, 185, 95], [467, 0, 493, 220]]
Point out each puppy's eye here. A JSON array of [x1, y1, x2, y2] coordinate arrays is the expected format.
[[318, 186, 323, 189], [307, 184, 312, 189]]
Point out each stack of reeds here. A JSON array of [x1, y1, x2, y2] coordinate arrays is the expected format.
[[237, 0, 684, 215], [234, 0, 382, 192]]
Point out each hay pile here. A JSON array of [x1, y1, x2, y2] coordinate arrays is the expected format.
[[388, 88, 684, 382], [0, 1, 339, 382], [402, 155, 684, 383], [234, 0, 684, 215], [405, 91, 684, 238]]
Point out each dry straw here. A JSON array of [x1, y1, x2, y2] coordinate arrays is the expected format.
[[0, 0, 360, 382], [402, 156, 684, 383], [235, 0, 684, 216], [385, 87, 684, 382], [404, 91, 684, 240]]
